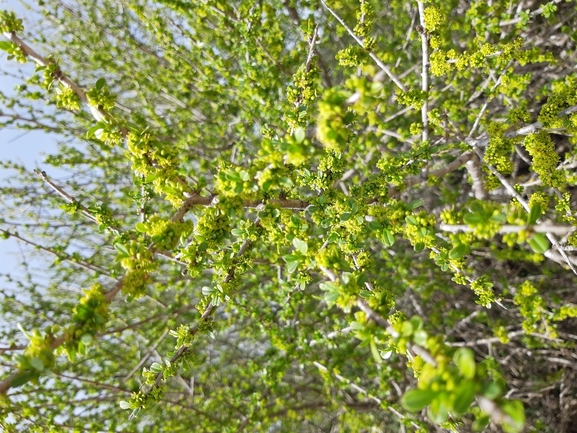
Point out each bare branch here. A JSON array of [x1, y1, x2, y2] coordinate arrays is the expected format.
[[415, 1, 430, 142], [439, 223, 576, 236]]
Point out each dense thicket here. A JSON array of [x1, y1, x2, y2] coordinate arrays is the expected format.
[[1, 0, 577, 432]]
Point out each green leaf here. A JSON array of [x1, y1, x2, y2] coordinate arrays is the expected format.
[[453, 348, 476, 379], [452, 381, 476, 414], [414, 242, 425, 252], [226, 171, 241, 182], [279, 177, 293, 187], [369, 338, 382, 363], [401, 388, 436, 412], [527, 203, 542, 225], [381, 229, 395, 246], [114, 243, 130, 256], [292, 238, 308, 254], [449, 243, 470, 259], [528, 233, 549, 253], [150, 362, 163, 373], [294, 127, 306, 143], [80, 334, 93, 346], [77, 341, 86, 356], [135, 222, 148, 233], [472, 414, 490, 432], [470, 202, 485, 214], [119, 401, 131, 410], [502, 400, 525, 433], [413, 330, 428, 346], [29, 357, 44, 372], [239, 170, 250, 181], [428, 397, 449, 423], [11, 370, 34, 389], [405, 215, 418, 225], [340, 212, 352, 221], [287, 260, 300, 274], [86, 123, 104, 139], [323, 291, 340, 304], [95, 77, 106, 90], [408, 199, 423, 210], [490, 212, 507, 223], [231, 228, 244, 237], [401, 321, 413, 337], [0, 41, 14, 52], [410, 315, 423, 331], [368, 220, 381, 231], [202, 286, 216, 296], [463, 212, 484, 225], [261, 179, 273, 192], [482, 381, 502, 399]]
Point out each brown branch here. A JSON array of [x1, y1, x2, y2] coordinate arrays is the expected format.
[[34, 170, 99, 225], [0, 345, 26, 354], [0, 228, 114, 278], [4, 32, 88, 104]]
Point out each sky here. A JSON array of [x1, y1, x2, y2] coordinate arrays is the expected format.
[[0, 1, 62, 289]]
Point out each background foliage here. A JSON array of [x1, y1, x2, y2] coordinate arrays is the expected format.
[[1, 0, 577, 431]]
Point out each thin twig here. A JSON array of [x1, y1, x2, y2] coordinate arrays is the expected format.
[[313, 361, 423, 430], [305, 25, 319, 72], [34, 170, 99, 226], [468, 103, 577, 148], [5, 31, 109, 123], [415, 1, 429, 142], [123, 327, 170, 383], [0, 190, 201, 395], [319, 0, 407, 91], [469, 144, 577, 275]]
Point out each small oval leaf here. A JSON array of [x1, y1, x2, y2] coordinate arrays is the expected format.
[[449, 244, 470, 259], [401, 388, 436, 412], [528, 233, 549, 253], [454, 348, 476, 379]]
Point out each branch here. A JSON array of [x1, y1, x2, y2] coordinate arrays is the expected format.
[[0, 195, 199, 395], [385, 151, 474, 198], [439, 223, 576, 236], [415, 1, 430, 142], [313, 361, 423, 430], [319, 0, 407, 91], [305, 25, 319, 73], [469, 103, 577, 148], [34, 170, 99, 226], [465, 152, 489, 200], [469, 144, 577, 275], [149, 223, 258, 390], [0, 228, 115, 278], [4, 31, 109, 123], [123, 327, 170, 383], [150, 304, 216, 389], [281, 0, 333, 87]]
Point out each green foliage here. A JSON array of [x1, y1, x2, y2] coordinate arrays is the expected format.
[[1, 0, 577, 431]]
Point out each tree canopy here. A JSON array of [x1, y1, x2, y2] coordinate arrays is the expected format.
[[1, 0, 577, 431]]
